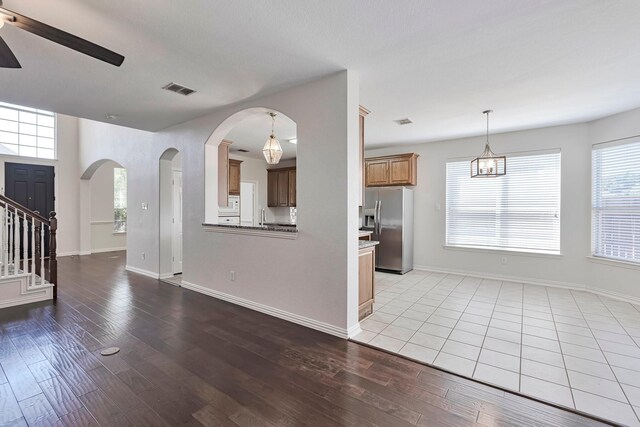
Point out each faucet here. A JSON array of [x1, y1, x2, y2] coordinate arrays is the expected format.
[[260, 208, 266, 226]]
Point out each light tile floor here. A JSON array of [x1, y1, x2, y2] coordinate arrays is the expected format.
[[352, 270, 640, 426]]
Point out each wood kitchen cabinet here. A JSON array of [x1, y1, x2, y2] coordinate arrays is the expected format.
[[358, 245, 375, 320], [365, 153, 419, 187], [228, 159, 242, 196], [267, 167, 296, 207]]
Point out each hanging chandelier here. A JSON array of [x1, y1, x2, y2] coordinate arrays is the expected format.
[[263, 112, 283, 165], [471, 110, 506, 178]]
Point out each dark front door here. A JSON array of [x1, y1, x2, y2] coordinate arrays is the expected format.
[[5, 163, 55, 257]]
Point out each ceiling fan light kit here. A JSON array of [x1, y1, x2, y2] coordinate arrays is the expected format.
[[0, 2, 125, 69], [471, 109, 506, 178]]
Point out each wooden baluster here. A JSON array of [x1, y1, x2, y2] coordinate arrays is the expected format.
[[34, 211, 41, 286], [2, 206, 7, 278], [31, 215, 37, 287], [14, 211, 20, 275], [40, 224, 45, 284], [23, 212, 28, 276], [49, 212, 57, 300]]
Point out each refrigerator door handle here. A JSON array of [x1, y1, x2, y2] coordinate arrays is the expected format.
[[376, 200, 382, 235]]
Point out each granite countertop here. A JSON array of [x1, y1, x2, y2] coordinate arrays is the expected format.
[[359, 240, 379, 250], [202, 223, 298, 233], [359, 230, 373, 237]]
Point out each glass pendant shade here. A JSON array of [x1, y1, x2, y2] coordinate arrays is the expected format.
[[263, 133, 283, 165], [262, 112, 283, 165], [471, 110, 506, 177]]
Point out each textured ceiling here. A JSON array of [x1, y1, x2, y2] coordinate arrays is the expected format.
[[1, 0, 640, 147]]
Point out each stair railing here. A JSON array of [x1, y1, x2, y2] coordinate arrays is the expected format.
[[0, 194, 57, 300]]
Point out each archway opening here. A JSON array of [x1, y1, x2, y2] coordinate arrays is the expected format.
[[81, 159, 127, 256], [204, 108, 297, 227]]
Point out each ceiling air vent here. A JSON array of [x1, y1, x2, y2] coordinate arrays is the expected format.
[[395, 118, 413, 125], [162, 82, 196, 96], [236, 149, 250, 153]]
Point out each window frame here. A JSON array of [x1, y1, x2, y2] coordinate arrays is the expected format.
[[445, 149, 562, 255], [0, 102, 57, 160], [591, 137, 640, 265]]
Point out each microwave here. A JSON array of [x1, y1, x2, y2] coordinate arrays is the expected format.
[[219, 195, 240, 217]]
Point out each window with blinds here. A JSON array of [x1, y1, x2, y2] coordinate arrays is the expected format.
[[592, 139, 640, 263], [446, 151, 561, 253], [0, 102, 56, 159]]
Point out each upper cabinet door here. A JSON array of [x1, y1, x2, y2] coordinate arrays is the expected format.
[[365, 159, 390, 186], [288, 169, 296, 207], [267, 170, 278, 207], [277, 170, 290, 207], [389, 157, 412, 185], [228, 159, 242, 195]]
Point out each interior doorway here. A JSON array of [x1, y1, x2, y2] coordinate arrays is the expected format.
[[159, 149, 182, 285], [172, 170, 183, 274]]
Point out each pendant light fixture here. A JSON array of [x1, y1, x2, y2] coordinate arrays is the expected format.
[[471, 109, 506, 178], [263, 112, 283, 165]]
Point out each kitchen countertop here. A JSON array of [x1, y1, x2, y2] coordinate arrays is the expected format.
[[262, 222, 297, 227], [202, 223, 298, 233], [359, 240, 379, 250], [359, 230, 373, 238]]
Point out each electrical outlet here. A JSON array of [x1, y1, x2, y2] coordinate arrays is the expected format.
[[141, 252, 146, 260], [141, 202, 148, 210], [230, 271, 235, 282], [501, 256, 507, 265]]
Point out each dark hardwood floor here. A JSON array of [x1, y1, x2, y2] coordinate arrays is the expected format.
[[0, 252, 613, 426]]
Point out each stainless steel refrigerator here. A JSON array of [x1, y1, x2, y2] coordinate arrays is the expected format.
[[362, 187, 414, 274]]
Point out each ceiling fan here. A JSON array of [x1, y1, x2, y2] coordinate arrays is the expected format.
[[0, 1, 124, 69]]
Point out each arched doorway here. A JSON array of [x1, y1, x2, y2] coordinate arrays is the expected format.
[[80, 159, 127, 256], [159, 148, 183, 285]]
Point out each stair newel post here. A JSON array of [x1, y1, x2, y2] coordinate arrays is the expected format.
[[49, 211, 57, 300], [34, 211, 41, 281]]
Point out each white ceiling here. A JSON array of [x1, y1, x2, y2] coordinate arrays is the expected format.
[[1, 0, 640, 147], [226, 111, 297, 161]]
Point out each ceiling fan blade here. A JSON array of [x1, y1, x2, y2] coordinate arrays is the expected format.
[[0, 34, 21, 68], [0, 7, 124, 67]]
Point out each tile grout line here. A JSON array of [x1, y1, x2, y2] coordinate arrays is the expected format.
[[546, 286, 577, 410], [518, 282, 524, 393], [570, 289, 640, 422], [470, 278, 503, 379]]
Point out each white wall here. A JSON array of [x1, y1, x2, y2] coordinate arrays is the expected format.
[[77, 71, 361, 337], [366, 106, 640, 302], [89, 160, 126, 252]]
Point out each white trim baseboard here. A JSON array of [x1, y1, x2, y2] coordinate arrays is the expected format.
[[125, 265, 160, 279], [181, 280, 350, 338], [413, 264, 640, 306], [158, 272, 175, 280]]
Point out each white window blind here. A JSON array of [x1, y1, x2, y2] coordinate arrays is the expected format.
[[446, 151, 561, 253], [0, 102, 56, 159], [592, 140, 640, 263]]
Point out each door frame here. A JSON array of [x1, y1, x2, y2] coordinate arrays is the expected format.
[[172, 168, 183, 274]]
